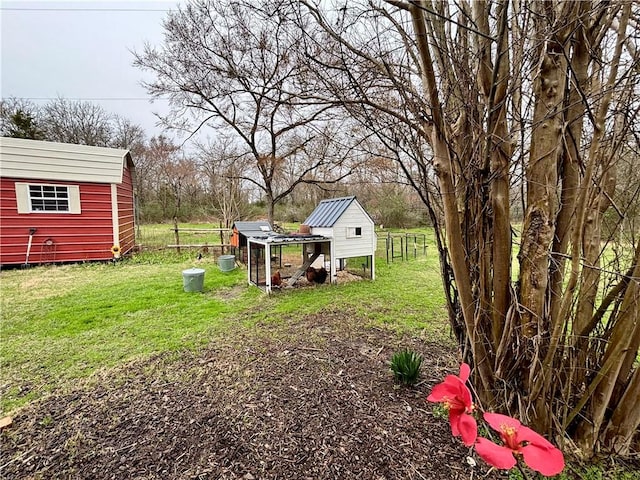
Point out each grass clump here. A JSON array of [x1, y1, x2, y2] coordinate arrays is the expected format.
[[390, 349, 423, 385]]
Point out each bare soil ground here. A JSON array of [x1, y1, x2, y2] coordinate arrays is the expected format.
[[1, 311, 508, 479]]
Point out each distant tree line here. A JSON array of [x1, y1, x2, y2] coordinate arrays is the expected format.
[[1, 96, 424, 228]]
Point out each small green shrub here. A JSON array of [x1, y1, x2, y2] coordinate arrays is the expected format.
[[390, 349, 423, 385]]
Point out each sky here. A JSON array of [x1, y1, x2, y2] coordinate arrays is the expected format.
[[1, 0, 181, 138]]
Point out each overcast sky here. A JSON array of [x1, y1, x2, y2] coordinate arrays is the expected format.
[[1, 0, 180, 138]]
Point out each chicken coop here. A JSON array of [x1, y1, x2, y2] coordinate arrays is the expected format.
[[247, 232, 333, 293], [245, 196, 376, 293], [302, 196, 377, 280]]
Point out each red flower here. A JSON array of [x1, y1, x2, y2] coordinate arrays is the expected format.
[[476, 412, 565, 476], [427, 363, 477, 446]]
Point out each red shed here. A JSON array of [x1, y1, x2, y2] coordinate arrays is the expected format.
[[0, 137, 136, 266]]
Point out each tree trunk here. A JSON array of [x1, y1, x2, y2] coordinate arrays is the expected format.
[[474, 0, 512, 351], [266, 195, 275, 227], [605, 363, 640, 455], [576, 241, 640, 451], [519, 45, 566, 340], [409, 1, 494, 396], [549, 0, 590, 328], [517, 35, 567, 432]]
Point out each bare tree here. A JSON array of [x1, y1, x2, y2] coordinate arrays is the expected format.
[[141, 135, 201, 220], [133, 0, 356, 225], [2, 97, 149, 153], [195, 136, 253, 227], [299, 0, 640, 456], [40, 97, 113, 146], [111, 115, 146, 156]]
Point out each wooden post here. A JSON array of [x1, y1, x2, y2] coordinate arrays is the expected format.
[[405, 233, 409, 259], [385, 234, 389, 264], [173, 217, 180, 254], [219, 221, 224, 254], [371, 254, 375, 280]]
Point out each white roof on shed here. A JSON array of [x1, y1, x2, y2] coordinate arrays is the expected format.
[[0, 137, 131, 184]]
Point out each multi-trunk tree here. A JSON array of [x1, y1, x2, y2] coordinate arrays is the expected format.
[[299, 0, 639, 456]]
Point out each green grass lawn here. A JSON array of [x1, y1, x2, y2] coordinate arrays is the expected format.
[[0, 236, 449, 414]]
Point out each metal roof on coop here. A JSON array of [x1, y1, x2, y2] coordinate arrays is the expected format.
[[303, 196, 373, 227]]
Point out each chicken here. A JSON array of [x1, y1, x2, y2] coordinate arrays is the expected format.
[[271, 270, 282, 287], [306, 266, 328, 284], [315, 266, 328, 284], [305, 266, 316, 283]]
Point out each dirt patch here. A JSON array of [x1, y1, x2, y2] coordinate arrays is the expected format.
[[336, 270, 365, 283], [1, 312, 504, 479]]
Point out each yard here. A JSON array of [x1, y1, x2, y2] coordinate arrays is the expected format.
[[0, 238, 637, 479]]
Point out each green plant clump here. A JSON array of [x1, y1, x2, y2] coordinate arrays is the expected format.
[[390, 349, 423, 385]]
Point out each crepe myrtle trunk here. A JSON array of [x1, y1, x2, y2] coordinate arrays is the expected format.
[[605, 360, 640, 455], [408, 1, 494, 399], [518, 48, 565, 343]]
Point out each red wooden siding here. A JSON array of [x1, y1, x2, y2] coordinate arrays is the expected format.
[[1, 177, 116, 265], [231, 227, 240, 247], [116, 164, 135, 254]]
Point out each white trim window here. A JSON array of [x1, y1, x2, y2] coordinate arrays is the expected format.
[[15, 183, 81, 214], [346, 226, 363, 238], [29, 185, 69, 211]]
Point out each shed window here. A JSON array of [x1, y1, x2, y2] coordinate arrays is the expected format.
[[347, 226, 362, 238], [15, 183, 81, 214], [29, 185, 69, 211]]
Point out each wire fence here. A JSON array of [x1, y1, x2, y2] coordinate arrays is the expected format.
[[378, 232, 428, 263], [137, 224, 431, 265]]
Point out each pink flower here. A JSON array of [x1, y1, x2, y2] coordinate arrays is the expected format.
[[427, 363, 477, 446], [476, 412, 565, 476]]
